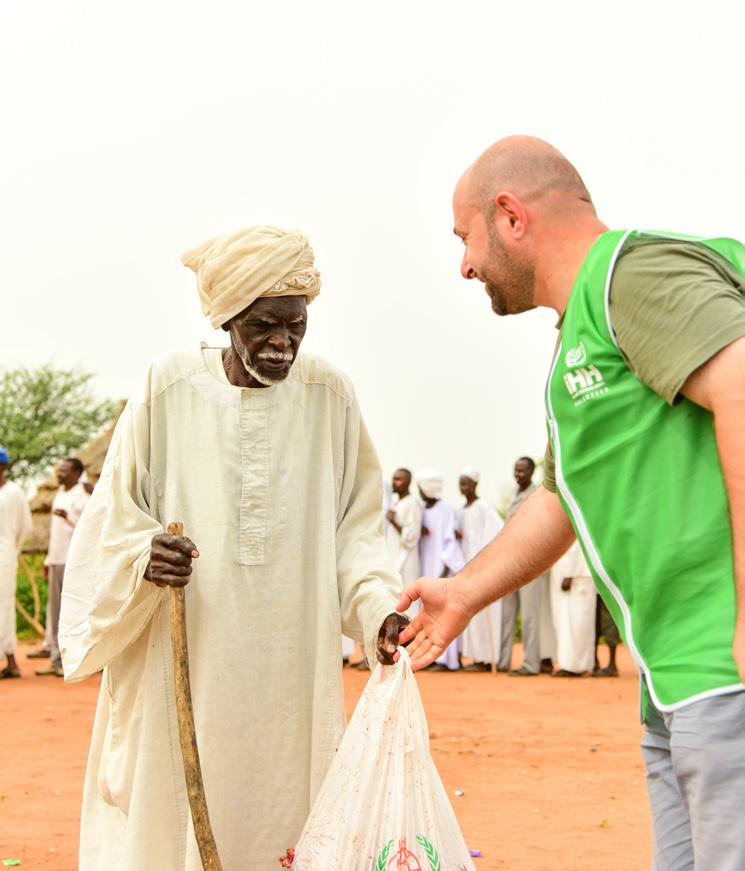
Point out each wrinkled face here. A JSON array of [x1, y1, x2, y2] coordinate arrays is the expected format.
[[459, 475, 476, 499], [392, 469, 411, 497], [453, 188, 535, 316], [225, 296, 307, 385], [56, 460, 80, 488], [514, 459, 533, 488]]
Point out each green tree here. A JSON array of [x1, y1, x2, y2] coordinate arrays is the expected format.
[[0, 364, 117, 483]]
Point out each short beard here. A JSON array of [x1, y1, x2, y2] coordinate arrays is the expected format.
[[482, 230, 536, 316], [232, 334, 293, 386]]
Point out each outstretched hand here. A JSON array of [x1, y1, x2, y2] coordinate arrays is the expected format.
[[396, 577, 473, 670]]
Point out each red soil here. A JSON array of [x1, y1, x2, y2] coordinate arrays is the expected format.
[[0, 643, 650, 870]]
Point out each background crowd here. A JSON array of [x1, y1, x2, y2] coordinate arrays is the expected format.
[[2, 443, 619, 684], [344, 455, 620, 678]]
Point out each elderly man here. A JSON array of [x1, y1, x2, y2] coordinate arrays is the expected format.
[[399, 137, 745, 870], [0, 446, 32, 679], [60, 226, 406, 870]]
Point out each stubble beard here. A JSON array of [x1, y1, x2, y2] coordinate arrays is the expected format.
[[483, 232, 536, 316]]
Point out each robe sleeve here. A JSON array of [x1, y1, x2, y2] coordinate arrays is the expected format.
[[440, 504, 466, 575], [59, 397, 165, 681], [335, 396, 403, 664], [398, 497, 422, 551]]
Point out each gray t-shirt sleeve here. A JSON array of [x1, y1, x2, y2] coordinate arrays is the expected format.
[[542, 443, 557, 493], [610, 238, 745, 405]]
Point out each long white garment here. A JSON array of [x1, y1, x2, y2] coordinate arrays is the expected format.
[[539, 574, 556, 662], [0, 480, 32, 655], [45, 481, 90, 565], [420, 501, 465, 669], [59, 347, 402, 871], [549, 541, 596, 673], [384, 493, 422, 585], [457, 499, 503, 663]]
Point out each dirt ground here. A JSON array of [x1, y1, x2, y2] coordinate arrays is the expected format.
[[0, 643, 651, 870]]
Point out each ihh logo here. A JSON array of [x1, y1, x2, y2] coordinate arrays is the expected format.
[[565, 342, 587, 368], [564, 365, 605, 397]]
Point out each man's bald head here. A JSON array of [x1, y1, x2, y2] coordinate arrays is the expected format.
[[453, 135, 607, 317], [459, 135, 594, 219]]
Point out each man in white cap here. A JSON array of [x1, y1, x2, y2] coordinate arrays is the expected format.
[[456, 467, 502, 672], [416, 467, 465, 671], [59, 226, 407, 870], [0, 446, 32, 679]]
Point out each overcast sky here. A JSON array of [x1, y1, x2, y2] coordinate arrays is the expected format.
[[2, 0, 744, 504]]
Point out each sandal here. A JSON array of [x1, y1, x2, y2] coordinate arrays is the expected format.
[[0, 666, 21, 679]]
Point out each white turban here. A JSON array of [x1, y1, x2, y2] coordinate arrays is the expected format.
[[460, 466, 480, 483], [416, 467, 443, 500], [181, 225, 321, 329]]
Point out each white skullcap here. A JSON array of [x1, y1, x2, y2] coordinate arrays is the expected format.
[[182, 225, 321, 329], [460, 466, 480, 483], [416, 467, 443, 500]]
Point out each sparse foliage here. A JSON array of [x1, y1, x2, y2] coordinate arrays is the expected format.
[[0, 364, 117, 483]]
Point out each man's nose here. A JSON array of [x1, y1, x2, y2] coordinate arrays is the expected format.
[[460, 251, 476, 280], [268, 330, 290, 350]]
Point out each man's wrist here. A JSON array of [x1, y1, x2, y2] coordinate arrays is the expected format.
[[449, 572, 484, 619]]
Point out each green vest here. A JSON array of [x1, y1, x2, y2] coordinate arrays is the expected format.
[[546, 229, 745, 711]]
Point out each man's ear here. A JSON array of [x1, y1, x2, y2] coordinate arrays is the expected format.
[[221, 323, 230, 332]]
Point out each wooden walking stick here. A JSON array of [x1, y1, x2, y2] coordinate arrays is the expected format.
[[167, 522, 223, 871]]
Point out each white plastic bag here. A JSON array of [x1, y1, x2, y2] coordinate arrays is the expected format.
[[290, 649, 476, 870]]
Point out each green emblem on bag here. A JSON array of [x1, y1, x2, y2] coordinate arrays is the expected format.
[[373, 837, 441, 871], [415, 836, 442, 871], [374, 839, 394, 870]]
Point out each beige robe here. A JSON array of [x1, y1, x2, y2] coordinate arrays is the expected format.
[[59, 347, 401, 871]]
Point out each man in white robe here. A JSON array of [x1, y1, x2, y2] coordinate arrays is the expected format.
[[0, 446, 32, 679], [59, 226, 407, 871], [498, 457, 550, 675], [35, 457, 90, 677], [385, 468, 422, 586], [549, 541, 596, 676], [416, 468, 465, 671], [456, 467, 502, 672]]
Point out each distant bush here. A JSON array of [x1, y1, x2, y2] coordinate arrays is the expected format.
[[0, 363, 117, 484], [16, 553, 47, 639]]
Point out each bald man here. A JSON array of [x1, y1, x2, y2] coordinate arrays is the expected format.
[[399, 137, 745, 870]]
